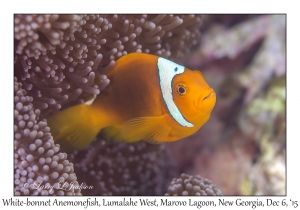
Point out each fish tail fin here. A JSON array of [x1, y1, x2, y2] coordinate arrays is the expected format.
[[47, 103, 105, 152]]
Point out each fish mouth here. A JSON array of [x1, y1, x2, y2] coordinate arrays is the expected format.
[[203, 91, 215, 101], [194, 89, 216, 110]]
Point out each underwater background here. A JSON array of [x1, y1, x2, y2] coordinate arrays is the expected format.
[[14, 14, 286, 195]]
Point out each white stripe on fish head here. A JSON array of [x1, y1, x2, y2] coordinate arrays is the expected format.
[[157, 57, 194, 127]]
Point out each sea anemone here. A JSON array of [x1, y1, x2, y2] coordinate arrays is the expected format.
[[14, 14, 206, 196], [14, 14, 203, 117], [68, 137, 178, 195], [165, 173, 222, 195], [14, 78, 81, 196]]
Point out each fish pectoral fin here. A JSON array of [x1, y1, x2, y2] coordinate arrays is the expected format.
[[100, 125, 123, 142], [121, 115, 172, 143]]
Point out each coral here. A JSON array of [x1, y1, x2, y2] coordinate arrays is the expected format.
[[238, 76, 286, 195], [165, 173, 222, 196], [67, 137, 178, 195], [14, 14, 203, 117], [243, 153, 285, 195], [238, 76, 285, 141], [14, 78, 81, 196], [236, 15, 285, 103], [188, 15, 285, 103]]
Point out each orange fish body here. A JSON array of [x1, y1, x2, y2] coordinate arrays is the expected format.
[[48, 53, 216, 151]]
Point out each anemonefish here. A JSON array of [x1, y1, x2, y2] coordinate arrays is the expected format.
[[47, 53, 216, 151]]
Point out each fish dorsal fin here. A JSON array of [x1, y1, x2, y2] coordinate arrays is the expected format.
[[121, 115, 172, 143]]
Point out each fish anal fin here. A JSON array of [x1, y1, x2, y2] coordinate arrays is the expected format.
[[121, 115, 172, 143]]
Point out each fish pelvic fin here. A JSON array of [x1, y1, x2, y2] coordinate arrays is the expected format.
[[47, 103, 105, 152], [120, 115, 172, 143], [100, 125, 124, 142]]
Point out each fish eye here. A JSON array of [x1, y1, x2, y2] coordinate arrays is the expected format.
[[176, 84, 187, 96]]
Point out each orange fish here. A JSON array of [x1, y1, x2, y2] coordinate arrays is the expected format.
[[48, 53, 216, 151]]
